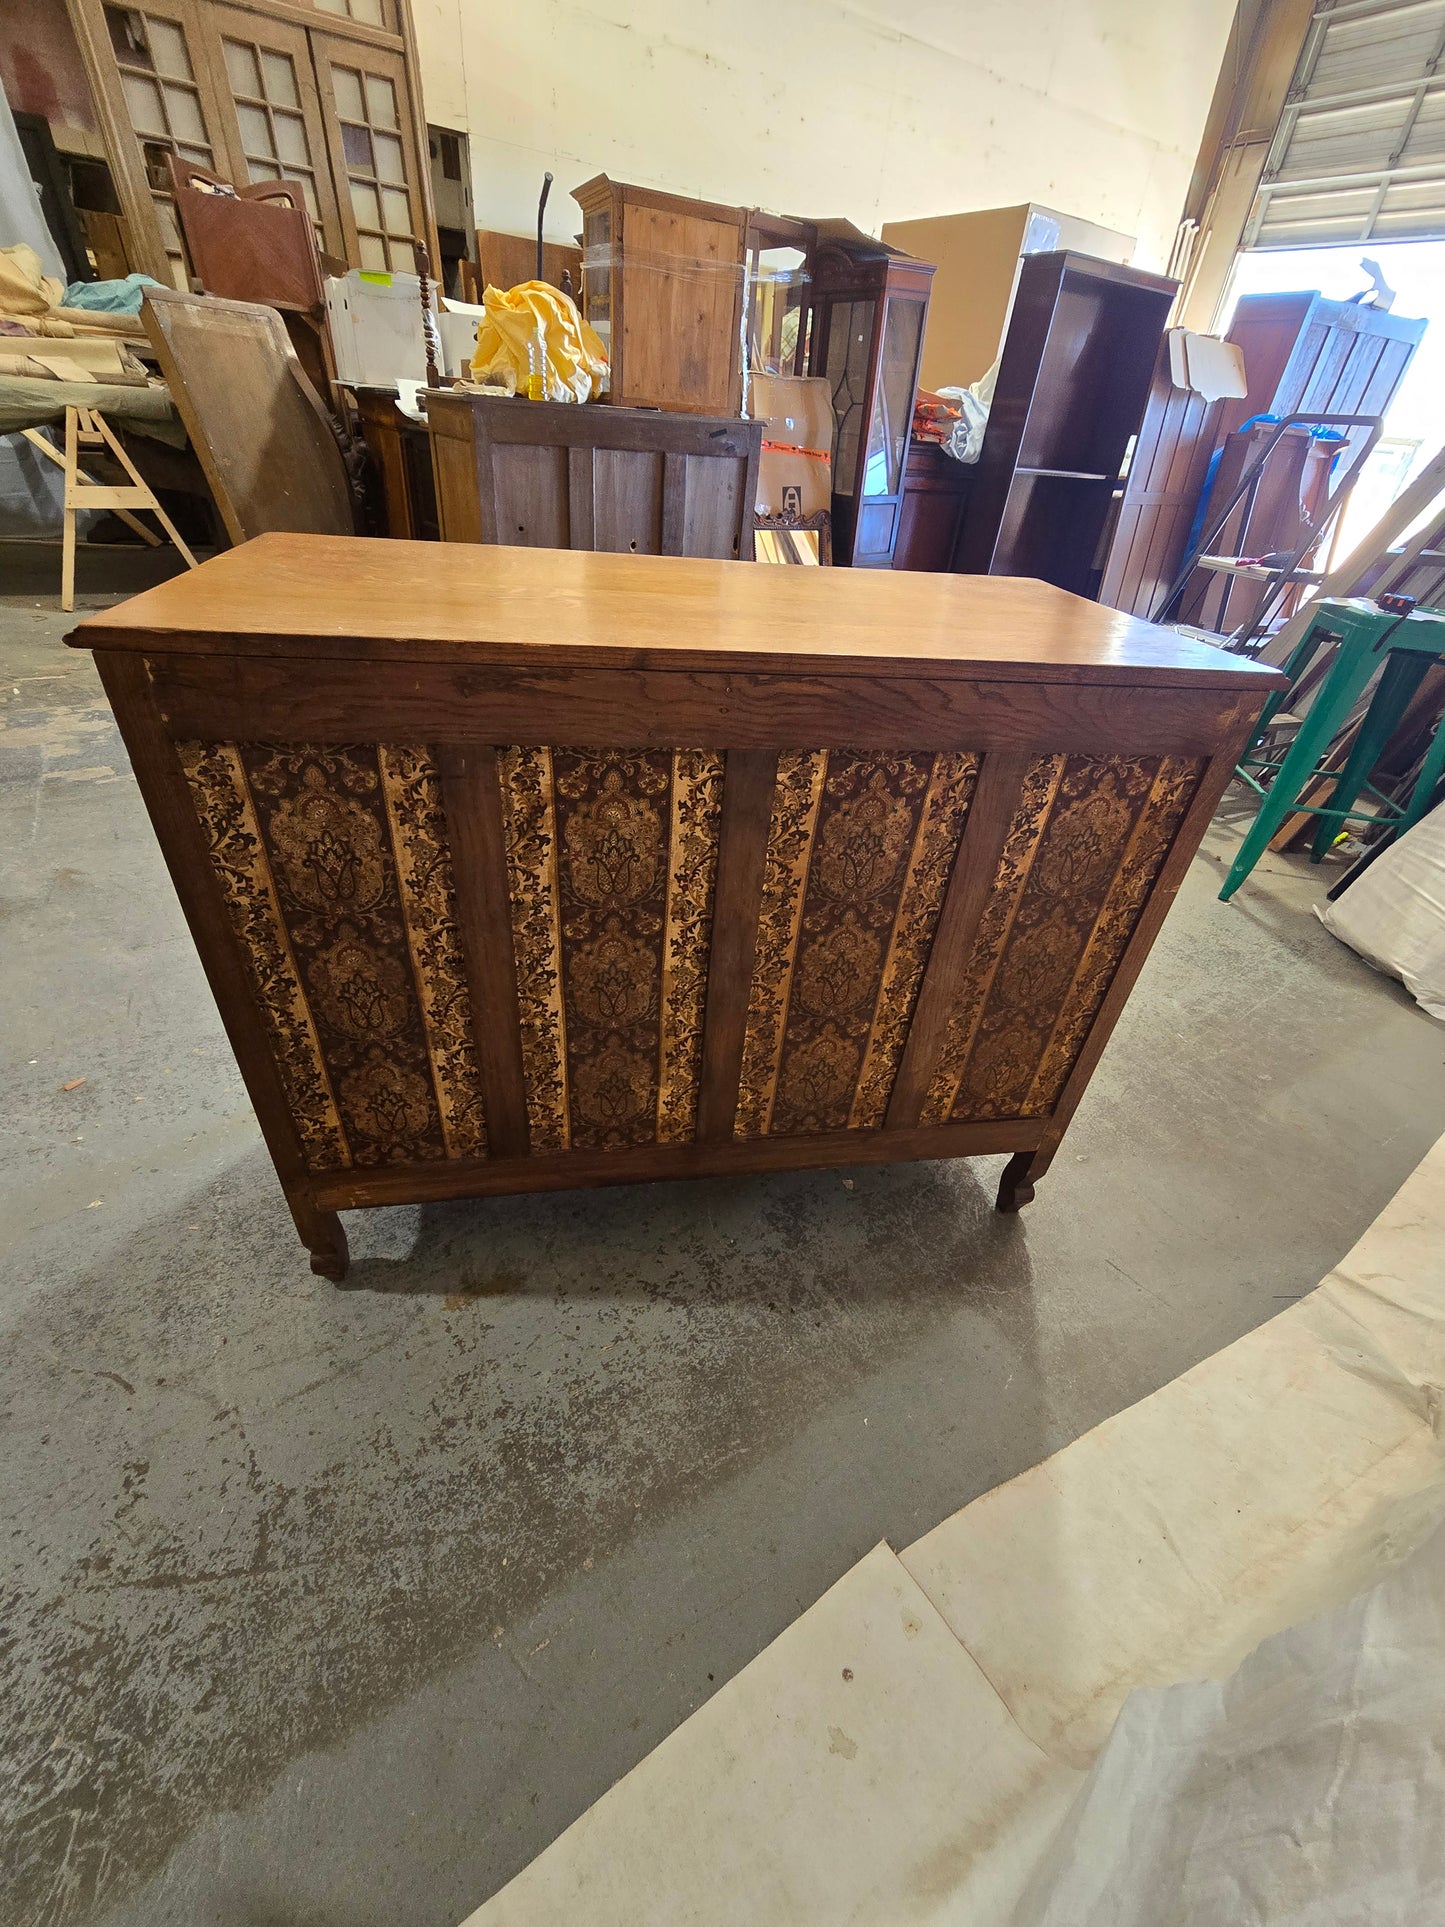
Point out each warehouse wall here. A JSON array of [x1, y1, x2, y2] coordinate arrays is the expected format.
[[410, 0, 1236, 271]]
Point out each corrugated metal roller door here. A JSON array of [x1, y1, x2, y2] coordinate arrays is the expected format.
[[1248, 0, 1445, 247]]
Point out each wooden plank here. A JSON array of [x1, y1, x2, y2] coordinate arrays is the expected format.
[[353, 390, 417, 539], [61, 405, 78, 614], [431, 428, 484, 544], [490, 443, 569, 546], [885, 751, 1032, 1128], [661, 451, 686, 556], [437, 745, 530, 1157], [567, 445, 595, 549], [476, 228, 583, 294], [311, 1111, 1044, 1211], [592, 447, 664, 553], [695, 748, 778, 1144], [147, 655, 1255, 760], [681, 457, 748, 562]]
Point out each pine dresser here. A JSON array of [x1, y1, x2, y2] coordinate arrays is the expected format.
[[70, 534, 1284, 1281]]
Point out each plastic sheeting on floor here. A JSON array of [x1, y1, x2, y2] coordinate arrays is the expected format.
[[1013, 1517, 1445, 1925], [463, 1136, 1445, 1924], [1320, 800, 1445, 1021]]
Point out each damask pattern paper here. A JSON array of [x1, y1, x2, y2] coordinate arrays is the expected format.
[[1022, 755, 1201, 1115], [499, 745, 725, 1153], [554, 748, 672, 1150], [180, 740, 496, 1170], [377, 747, 489, 1157], [770, 753, 948, 1135], [496, 745, 570, 1151], [735, 749, 980, 1140], [925, 753, 1203, 1125], [850, 751, 979, 1129], [177, 740, 350, 1170], [734, 750, 828, 1138], [235, 744, 452, 1165], [921, 755, 1065, 1126]]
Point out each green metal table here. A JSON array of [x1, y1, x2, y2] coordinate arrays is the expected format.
[[1219, 597, 1445, 902]]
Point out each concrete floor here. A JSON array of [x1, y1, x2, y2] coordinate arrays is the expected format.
[[4, 553, 1445, 1927]]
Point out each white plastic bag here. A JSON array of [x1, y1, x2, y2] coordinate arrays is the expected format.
[[935, 358, 998, 465], [1319, 797, 1445, 1020]]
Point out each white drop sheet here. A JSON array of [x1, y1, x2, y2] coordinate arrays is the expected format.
[[1013, 1516, 1445, 1926], [463, 1136, 1445, 1924]]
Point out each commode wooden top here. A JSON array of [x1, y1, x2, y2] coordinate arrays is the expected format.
[[70, 532, 1284, 691]]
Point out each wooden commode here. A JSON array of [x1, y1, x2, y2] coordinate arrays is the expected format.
[[70, 536, 1283, 1282]]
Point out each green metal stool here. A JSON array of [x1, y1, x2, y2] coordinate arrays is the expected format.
[[1219, 597, 1445, 902]]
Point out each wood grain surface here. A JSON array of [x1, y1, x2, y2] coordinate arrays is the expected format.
[[71, 532, 1284, 689]]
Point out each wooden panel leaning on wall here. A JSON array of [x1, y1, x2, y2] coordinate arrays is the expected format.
[[69, 536, 1283, 1282]]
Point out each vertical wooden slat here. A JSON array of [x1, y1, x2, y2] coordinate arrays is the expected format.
[[661, 451, 686, 555], [695, 748, 778, 1144], [884, 750, 1032, 1129], [567, 445, 594, 550], [437, 744, 531, 1158]]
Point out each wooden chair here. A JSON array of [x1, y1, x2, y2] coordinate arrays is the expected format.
[[141, 286, 357, 545], [166, 156, 335, 396]]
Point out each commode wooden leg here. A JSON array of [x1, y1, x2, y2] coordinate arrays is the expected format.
[[996, 1150, 1052, 1213], [290, 1198, 351, 1283]]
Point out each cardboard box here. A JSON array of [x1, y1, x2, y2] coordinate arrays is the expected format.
[[878, 203, 1136, 390], [750, 372, 834, 516]]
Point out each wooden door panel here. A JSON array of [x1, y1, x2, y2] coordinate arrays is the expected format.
[[198, 6, 345, 260], [77, 0, 230, 284], [620, 203, 742, 413], [310, 31, 425, 271]]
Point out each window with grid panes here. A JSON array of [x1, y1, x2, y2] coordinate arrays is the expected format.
[[332, 64, 414, 269], [313, 0, 389, 34], [220, 38, 324, 243], [104, 4, 219, 284]]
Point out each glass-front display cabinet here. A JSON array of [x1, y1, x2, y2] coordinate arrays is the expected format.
[[808, 244, 934, 567]]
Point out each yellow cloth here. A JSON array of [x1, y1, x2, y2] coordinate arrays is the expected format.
[[469, 281, 609, 403], [0, 244, 66, 318]]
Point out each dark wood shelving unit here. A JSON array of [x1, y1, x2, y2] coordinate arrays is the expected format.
[[956, 251, 1176, 596]]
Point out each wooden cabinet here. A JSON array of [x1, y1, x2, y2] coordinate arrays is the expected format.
[[893, 439, 973, 572], [1102, 292, 1427, 621], [425, 393, 761, 558], [573, 174, 747, 415], [65, 0, 437, 283], [1220, 292, 1426, 441], [956, 252, 1175, 596], [809, 246, 934, 569], [71, 534, 1281, 1280]]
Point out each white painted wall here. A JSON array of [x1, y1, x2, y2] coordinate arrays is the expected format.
[[412, 0, 1235, 272]]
